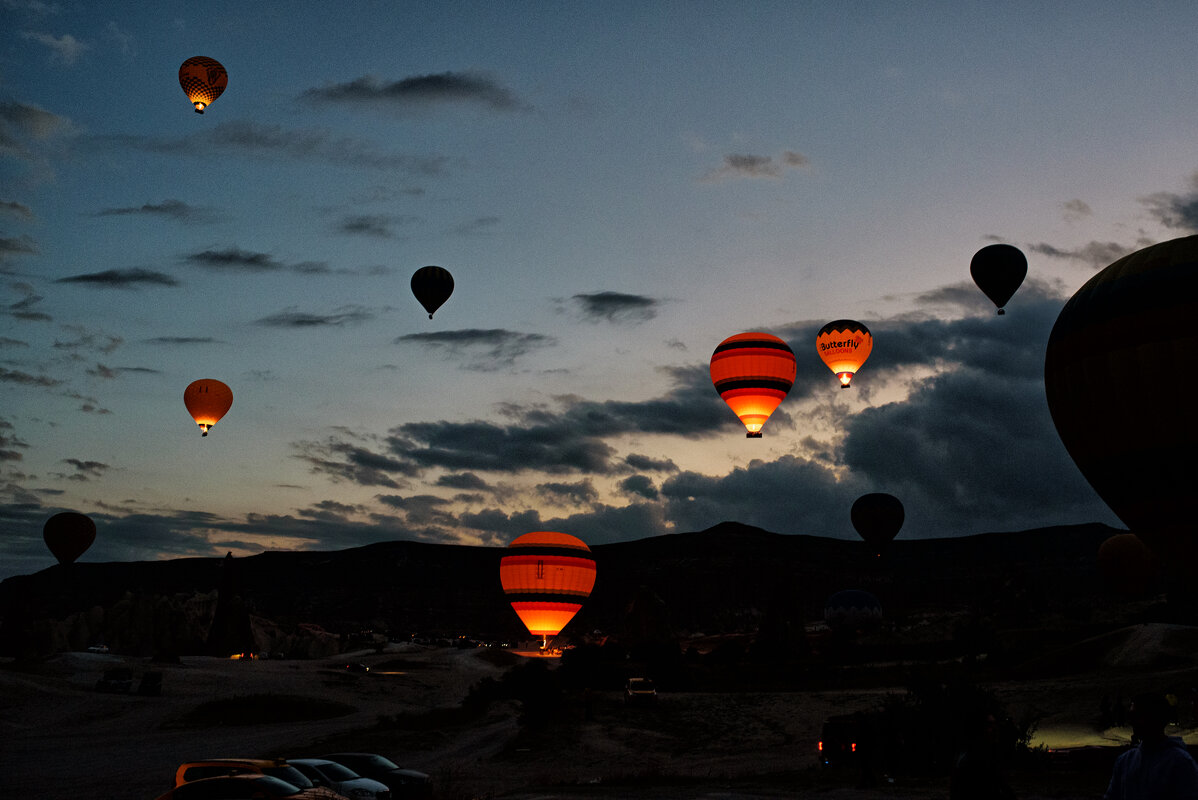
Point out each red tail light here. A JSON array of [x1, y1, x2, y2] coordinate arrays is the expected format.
[[851, 742, 857, 752], [818, 741, 823, 751]]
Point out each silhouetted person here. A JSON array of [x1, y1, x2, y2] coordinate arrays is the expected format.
[[951, 710, 1015, 800], [1105, 691, 1198, 800]]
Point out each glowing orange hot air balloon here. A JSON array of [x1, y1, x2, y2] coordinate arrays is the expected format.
[[816, 320, 872, 388], [179, 56, 227, 114], [43, 511, 96, 565], [710, 332, 796, 438], [500, 531, 596, 648], [184, 379, 233, 436]]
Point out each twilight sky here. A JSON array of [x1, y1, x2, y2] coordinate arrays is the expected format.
[[4, 1, 1196, 579]]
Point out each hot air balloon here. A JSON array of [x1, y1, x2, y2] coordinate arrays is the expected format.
[[850, 493, 904, 554], [710, 332, 796, 438], [179, 56, 228, 114], [970, 243, 1027, 315], [499, 531, 596, 648], [1045, 235, 1198, 573], [43, 511, 96, 565], [411, 266, 454, 319], [184, 379, 233, 436], [1097, 533, 1158, 598], [824, 589, 882, 632], [816, 320, 872, 388]]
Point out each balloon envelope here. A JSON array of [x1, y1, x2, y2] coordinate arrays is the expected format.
[[1044, 235, 1198, 572], [179, 56, 227, 114], [1097, 533, 1157, 598], [43, 511, 96, 565], [184, 379, 233, 436], [709, 332, 796, 437], [499, 532, 596, 638], [850, 493, 904, 552], [970, 244, 1027, 315], [411, 266, 454, 319], [816, 320, 872, 387]]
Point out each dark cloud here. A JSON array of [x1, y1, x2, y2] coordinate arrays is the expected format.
[[395, 328, 556, 370], [1027, 240, 1140, 270], [85, 363, 159, 379], [300, 72, 531, 112], [338, 214, 410, 238], [0, 200, 34, 219], [254, 306, 374, 328], [144, 336, 222, 346], [0, 100, 72, 143], [53, 325, 121, 354], [435, 472, 491, 491], [1142, 174, 1198, 233], [184, 247, 324, 274], [451, 216, 500, 236], [0, 366, 60, 387], [571, 291, 659, 324], [619, 474, 658, 500], [701, 150, 810, 181], [0, 336, 29, 348], [55, 268, 180, 288], [536, 479, 599, 507], [61, 458, 109, 479], [0, 417, 29, 462], [6, 282, 48, 321], [293, 435, 419, 488], [0, 235, 37, 255], [96, 121, 449, 175], [94, 199, 217, 223], [623, 453, 678, 473]]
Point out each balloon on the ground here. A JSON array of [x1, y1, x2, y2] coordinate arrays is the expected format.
[[824, 589, 882, 631], [184, 379, 233, 436], [850, 493, 905, 553], [411, 266, 454, 319], [179, 56, 227, 114], [43, 511, 96, 565], [816, 320, 872, 388], [499, 531, 596, 643], [970, 243, 1027, 315], [1097, 533, 1157, 598], [1044, 235, 1198, 572], [709, 332, 796, 438]]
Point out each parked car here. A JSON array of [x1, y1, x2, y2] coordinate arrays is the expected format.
[[175, 759, 347, 800], [624, 677, 657, 705], [86, 643, 109, 653], [320, 753, 431, 799], [155, 773, 308, 800], [287, 758, 390, 800]]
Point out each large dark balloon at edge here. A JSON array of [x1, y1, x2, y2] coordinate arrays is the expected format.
[[971, 243, 1027, 315], [1045, 234, 1198, 573], [411, 266, 454, 319], [43, 511, 96, 565]]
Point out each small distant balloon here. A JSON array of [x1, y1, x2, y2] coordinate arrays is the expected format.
[[709, 332, 796, 438], [970, 244, 1027, 315], [179, 56, 228, 114], [816, 320, 872, 388], [499, 531, 596, 646], [184, 379, 233, 436], [411, 266, 454, 319], [850, 493, 904, 554], [44, 511, 96, 565]]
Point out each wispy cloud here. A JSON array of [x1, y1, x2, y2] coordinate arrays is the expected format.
[[702, 150, 809, 181], [144, 336, 222, 346], [255, 306, 375, 328], [20, 30, 88, 64], [337, 214, 417, 238], [94, 199, 217, 223], [1141, 172, 1198, 233], [0, 200, 34, 219], [301, 72, 531, 112], [1027, 240, 1141, 270], [570, 291, 659, 324], [56, 268, 180, 288], [183, 247, 328, 275], [396, 328, 555, 370], [0, 366, 61, 387]]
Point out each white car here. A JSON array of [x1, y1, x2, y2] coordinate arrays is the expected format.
[[288, 758, 391, 800]]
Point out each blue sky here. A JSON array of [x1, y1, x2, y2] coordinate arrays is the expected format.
[[4, 1, 1196, 579]]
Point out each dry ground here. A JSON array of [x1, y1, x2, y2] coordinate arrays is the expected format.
[[3, 631, 1198, 800]]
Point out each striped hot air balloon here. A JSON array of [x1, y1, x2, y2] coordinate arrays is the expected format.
[[499, 531, 596, 648], [1045, 234, 1198, 574], [816, 319, 872, 388], [710, 332, 796, 438]]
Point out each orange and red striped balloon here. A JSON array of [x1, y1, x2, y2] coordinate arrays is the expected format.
[[710, 332, 796, 438], [499, 531, 596, 640]]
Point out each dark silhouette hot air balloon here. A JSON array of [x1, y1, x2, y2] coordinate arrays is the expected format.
[[710, 332, 796, 438], [850, 493, 904, 554], [499, 531, 596, 648], [179, 56, 228, 114], [43, 511, 96, 565], [970, 243, 1027, 315], [1045, 234, 1198, 573], [816, 320, 872, 388], [184, 379, 233, 436], [411, 266, 454, 319], [1097, 533, 1158, 598]]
